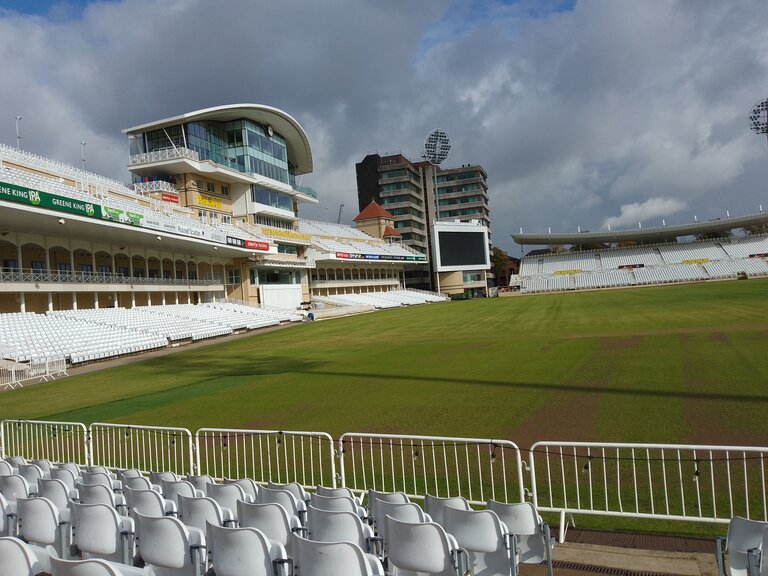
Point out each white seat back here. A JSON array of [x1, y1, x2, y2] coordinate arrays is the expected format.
[[0, 536, 43, 576], [124, 486, 167, 518], [726, 516, 768, 576], [50, 556, 144, 576], [206, 483, 247, 520], [237, 501, 298, 553], [72, 502, 134, 565], [443, 506, 515, 576], [487, 500, 552, 565], [224, 478, 259, 501], [424, 494, 470, 527], [163, 480, 197, 504], [307, 506, 372, 552], [1, 474, 30, 502], [207, 522, 284, 576], [133, 511, 205, 576], [178, 495, 226, 532], [384, 515, 460, 576], [310, 493, 358, 514], [292, 533, 381, 576]]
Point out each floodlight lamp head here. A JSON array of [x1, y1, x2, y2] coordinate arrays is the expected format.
[[748, 98, 768, 135], [423, 128, 451, 165]]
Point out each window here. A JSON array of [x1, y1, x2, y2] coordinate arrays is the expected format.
[[221, 185, 229, 196], [207, 181, 216, 193]]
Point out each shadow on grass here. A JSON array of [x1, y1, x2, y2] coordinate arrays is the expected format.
[[45, 355, 323, 423], [300, 369, 768, 404]]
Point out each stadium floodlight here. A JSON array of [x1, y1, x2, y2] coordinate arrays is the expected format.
[[748, 98, 768, 135], [423, 129, 451, 294], [423, 128, 451, 166]]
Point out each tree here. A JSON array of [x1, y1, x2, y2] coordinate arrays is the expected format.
[[491, 247, 511, 286]]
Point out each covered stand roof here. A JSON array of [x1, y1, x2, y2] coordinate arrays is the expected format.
[[123, 103, 313, 175], [512, 211, 768, 245]]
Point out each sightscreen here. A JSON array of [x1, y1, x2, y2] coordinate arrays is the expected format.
[[438, 231, 488, 267]]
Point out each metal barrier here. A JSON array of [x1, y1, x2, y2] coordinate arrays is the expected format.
[[196, 428, 336, 488], [530, 441, 768, 541], [90, 423, 195, 475], [339, 433, 525, 505], [0, 358, 68, 391], [0, 419, 89, 465]]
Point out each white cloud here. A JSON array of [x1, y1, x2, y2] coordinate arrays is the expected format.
[[603, 197, 688, 230], [1, 1, 768, 252]]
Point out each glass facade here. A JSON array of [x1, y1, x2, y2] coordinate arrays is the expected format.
[[134, 118, 296, 187], [251, 186, 293, 211]]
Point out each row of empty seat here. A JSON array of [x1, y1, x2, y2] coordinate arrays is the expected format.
[[521, 236, 768, 277], [0, 456, 553, 576], [317, 289, 448, 309], [521, 257, 768, 293], [0, 302, 298, 365]]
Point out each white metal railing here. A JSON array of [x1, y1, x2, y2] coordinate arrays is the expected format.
[[0, 419, 89, 465], [90, 423, 195, 475], [339, 433, 525, 505], [129, 147, 200, 165], [196, 428, 336, 488], [133, 180, 177, 194], [530, 441, 768, 540], [0, 358, 68, 391]]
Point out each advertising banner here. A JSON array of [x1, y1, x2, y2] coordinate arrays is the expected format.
[[245, 240, 270, 251], [0, 181, 102, 219], [197, 193, 222, 210], [103, 206, 143, 226], [161, 193, 179, 204]]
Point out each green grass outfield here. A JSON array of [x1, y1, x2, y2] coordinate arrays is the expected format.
[[3, 278, 768, 447]]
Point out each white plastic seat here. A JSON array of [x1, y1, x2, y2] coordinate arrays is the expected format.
[[0, 536, 44, 576], [424, 494, 470, 527], [384, 515, 465, 576], [162, 480, 202, 505], [291, 532, 384, 576], [486, 500, 554, 571], [316, 485, 362, 505], [71, 502, 135, 565], [237, 500, 303, 555], [177, 494, 234, 532], [184, 475, 213, 492], [715, 516, 768, 576], [310, 493, 367, 518], [123, 476, 157, 492], [38, 478, 74, 523], [0, 491, 13, 536], [124, 486, 177, 518], [149, 470, 179, 485], [443, 506, 518, 576], [206, 483, 252, 522], [50, 556, 145, 576], [18, 463, 46, 495], [259, 486, 306, 524], [79, 472, 121, 493], [367, 489, 409, 531], [17, 496, 67, 571], [0, 474, 31, 509], [307, 505, 380, 555], [0, 460, 15, 476], [52, 468, 79, 494], [133, 511, 206, 576], [206, 522, 289, 576], [78, 484, 126, 514], [375, 500, 430, 547], [267, 481, 310, 506], [224, 477, 260, 501]]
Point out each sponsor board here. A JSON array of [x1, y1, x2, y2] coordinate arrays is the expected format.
[[245, 239, 270, 251], [0, 181, 102, 219], [161, 193, 179, 204], [197, 193, 223, 210], [103, 206, 143, 226]]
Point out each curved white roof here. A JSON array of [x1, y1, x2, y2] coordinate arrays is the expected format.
[[123, 103, 313, 175]]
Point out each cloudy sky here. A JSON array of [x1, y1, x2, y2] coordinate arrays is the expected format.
[[1, 0, 767, 254]]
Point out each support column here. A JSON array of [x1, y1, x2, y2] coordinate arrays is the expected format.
[[94, 294, 99, 309], [147, 292, 152, 306], [72, 293, 78, 311], [131, 291, 136, 308], [19, 293, 25, 313], [175, 292, 179, 305], [16, 242, 22, 272], [47, 293, 53, 312], [45, 244, 51, 274], [113, 292, 118, 308]]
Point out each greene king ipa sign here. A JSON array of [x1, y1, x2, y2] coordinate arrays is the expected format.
[[0, 181, 103, 219]]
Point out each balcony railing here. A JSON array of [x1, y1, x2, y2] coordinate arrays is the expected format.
[[0, 268, 221, 287], [129, 147, 200, 165], [133, 180, 177, 194]]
